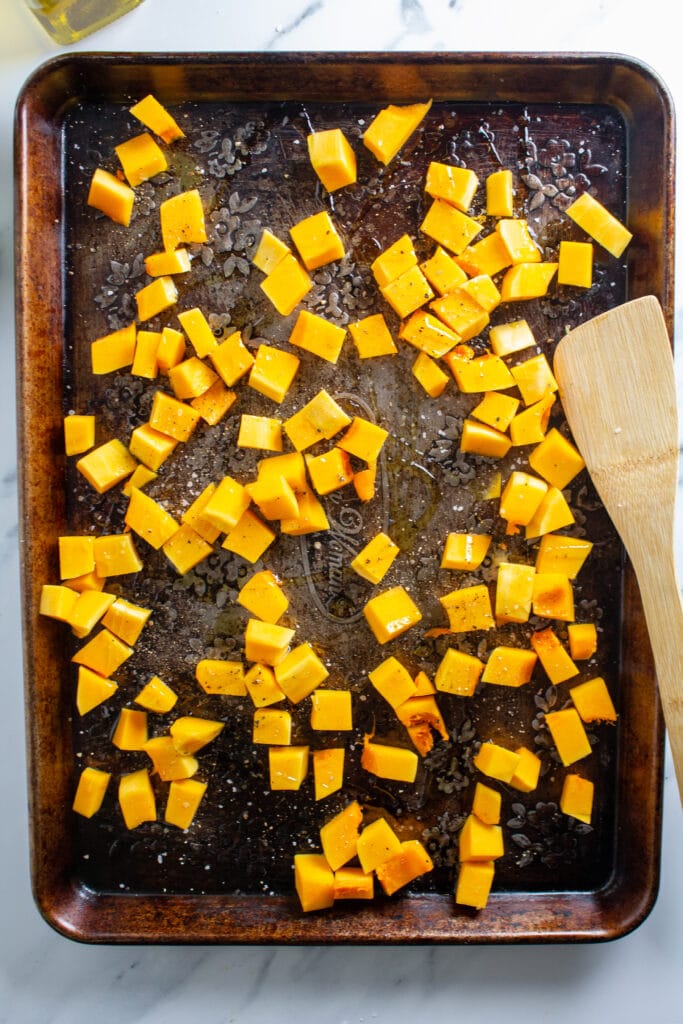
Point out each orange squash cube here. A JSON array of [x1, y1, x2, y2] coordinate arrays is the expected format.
[[75, 665, 118, 715], [532, 572, 575, 621], [460, 419, 511, 458], [473, 741, 521, 783], [499, 471, 548, 529], [320, 800, 363, 871], [115, 132, 168, 186], [439, 584, 495, 633], [125, 486, 180, 550], [425, 161, 479, 212], [434, 647, 485, 697], [269, 745, 309, 791], [274, 642, 329, 703], [307, 128, 357, 192], [165, 778, 207, 830], [459, 814, 504, 862], [129, 423, 178, 470], [525, 486, 575, 540], [305, 447, 354, 495], [496, 218, 541, 264], [420, 245, 469, 295], [290, 209, 345, 270], [486, 168, 513, 217], [441, 533, 491, 571], [371, 234, 417, 287], [363, 100, 432, 165], [87, 167, 135, 226], [168, 356, 218, 400], [112, 708, 148, 750], [144, 248, 192, 277], [76, 438, 137, 493], [471, 391, 520, 431], [288, 309, 346, 364], [163, 523, 213, 575], [260, 252, 312, 316], [368, 655, 418, 710], [558, 240, 593, 288], [363, 585, 422, 644], [472, 782, 501, 825], [351, 531, 400, 584], [500, 262, 558, 301], [560, 774, 594, 824], [531, 628, 579, 685], [510, 746, 542, 793], [118, 769, 156, 829], [222, 509, 276, 563], [445, 350, 514, 393], [431, 290, 489, 342], [455, 860, 495, 909], [380, 264, 435, 319], [337, 416, 388, 463], [494, 562, 535, 624], [160, 189, 207, 251], [545, 708, 592, 766], [361, 736, 418, 783], [310, 689, 353, 731], [93, 533, 143, 578], [349, 313, 398, 358], [569, 676, 617, 723], [411, 351, 447, 396], [481, 646, 537, 688], [488, 319, 536, 357], [72, 766, 111, 818], [421, 198, 482, 255], [313, 748, 345, 801], [149, 390, 201, 442], [565, 191, 632, 258], [567, 622, 598, 660], [248, 343, 300, 403], [294, 853, 335, 911], [375, 839, 433, 895], [399, 309, 461, 358], [252, 228, 291, 274], [356, 817, 402, 873], [253, 708, 292, 746], [130, 94, 185, 143]]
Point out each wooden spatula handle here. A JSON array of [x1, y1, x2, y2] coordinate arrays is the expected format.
[[629, 540, 683, 802]]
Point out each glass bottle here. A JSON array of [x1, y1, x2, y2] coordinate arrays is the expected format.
[[24, 0, 146, 45]]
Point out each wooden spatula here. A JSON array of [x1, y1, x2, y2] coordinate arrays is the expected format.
[[553, 295, 683, 805]]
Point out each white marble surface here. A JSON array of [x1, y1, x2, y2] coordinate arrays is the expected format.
[[3, 1, 683, 1022]]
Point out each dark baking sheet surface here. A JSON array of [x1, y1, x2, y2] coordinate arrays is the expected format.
[[15, 52, 672, 943]]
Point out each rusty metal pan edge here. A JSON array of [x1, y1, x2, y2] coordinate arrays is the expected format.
[[15, 51, 671, 945]]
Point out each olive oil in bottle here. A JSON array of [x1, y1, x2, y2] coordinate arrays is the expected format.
[[25, 0, 146, 44]]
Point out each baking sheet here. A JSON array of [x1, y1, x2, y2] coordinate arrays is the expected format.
[[15, 52, 672, 943]]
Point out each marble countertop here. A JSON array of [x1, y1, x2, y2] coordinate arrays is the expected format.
[[3, 2, 683, 1022]]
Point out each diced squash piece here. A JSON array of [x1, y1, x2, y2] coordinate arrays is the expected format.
[[532, 572, 575, 621], [412, 351, 449, 397], [565, 191, 632, 258], [457, 232, 511, 277], [473, 741, 521, 783], [481, 646, 537, 688], [149, 390, 201, 442], [567, 622, 598, 661], [145, 248, 192, 277], [363, 100, 432, 165], [371, 234, 417, 287], [368, 655, 418, 710], [125, 487, 179, 550], [160, 189, 207, 251], [101, 597, 151, 646], [472, 782, 501, 825], [434, 647, 485, 697], [163, 523, 213, 574], [313, 748, 345, 801], [118, 769, 156, 829], [425, 161, 478, 212], [306, 447, 354, 495], [90, 321, 137, 374], [269, 745, 309, 791], [253, 707, 292, 746], [320, 800, 363, 871], [134, 675, 178, 713], [67, 589, 117, 639], [129, 423, 178, 471], [247, 475, 299, 521], [508, 393, 556, 447], [275, 642, 329, 704], [93, 533, 143, 577], [181, 483, 221, 544], [395, 694, 448, 754], [337, 416, 388, 463], [252, 228, 291, 274], [87, 167, 134, 226], [279, 487, 330, 536], [40, 583, 79, 622], [560, 774, 594, 824], [381, 264, 435, 319], [500, 262, 558, 301], [115, 131, 167, 186], [459, 813, 504, 862], [63, 569, 106, 594], [310, 689, 353, 731], [531, 627, 579, 685], [307, 128, 357, 192], [375, 839, 433, 896], [77, 438, 137, 493], [511, 354, 558, 407], [528, 428, 585, 490], [64, 414, 95, 456], [494, 562, 535, 624], [569, 676, 617, 723], [157, 325, 187, 370], [237, 414, 283, 452], [168, 356, 218, 400], [112, 708, 148, 750], [333, 867, 374, 901], [421, 198, 482, 255], [349, 313, 398, 358], [72, 628, 133, 676], [131, 330, 161, 379], [363, 585, 422, 644], [351, 531, 400, 585], [535, 534, 593, 579], [201, 475, 251, 533], [431, 290, 489, 342], [75, 665, 118, 715], [525, 486, 575, 539], [294, 852, 335, 911], [439, 584, 494, 633], [288, 309, 346, 364], [58, 535, 96, 580], [399, 309, 461, 358], [510, 746, 542, 792], [144, 736, 198, 781], [558, 240, 593, 288], [245, 619, 295, 666], [260, 253, 312, 316], [459, 274, 501, 313], [460, 419, 511, 458], [290, 209, 345, 270], [486, 168, 513, 217], [356, 817, 402, 873], [420, 245, 469, 295], [191, 379, 237, 426], [72, 766, 111, 818], [445, 350, 514, 393], [222, 509, 276, 562], [353, 462, 377, 503], [170, 715, 224, 755], [496, 218, 541, 264], [196, 658, 247, 697], [248, 344, 300, 403], [210, 330, 255, 387], [499, 471, 548, 530], [165, 778, 207, 830], [130, 94, 185, 143], [237, 570, 288, 624], [545, 708, 592, 765], [283, 390, 351, 452], [441, 532, 491, 573], [177, 307, 217, 359], [135, 276, 178, 322], [122, 465, 158, 498], [470, 392, 519, 433], [488, 319, 536, 358], [361, 735, 418, 783], [455, 860, 495, 909]]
